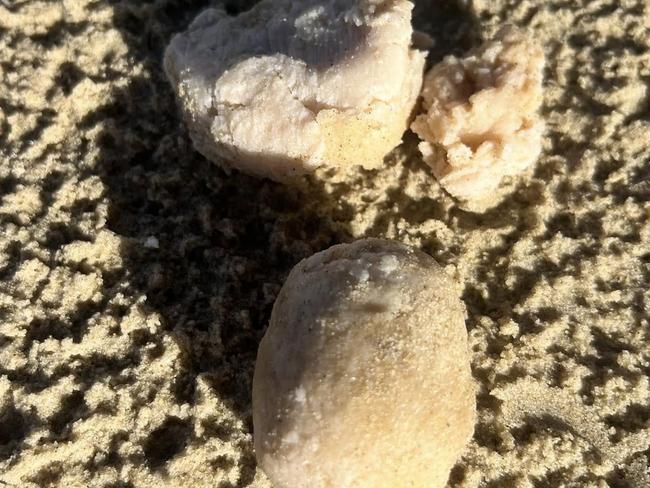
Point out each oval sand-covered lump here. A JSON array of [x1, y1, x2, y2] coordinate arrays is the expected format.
[[164, 0, 426, 182], [253, 238, 476, 488]]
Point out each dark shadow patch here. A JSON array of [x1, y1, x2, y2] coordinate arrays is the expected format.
[[541, 210, 604, 241], [577, 353, 641, 407], [235, 451, 256, 488], [0, 174, 18, 197], [513, 306, 563, 336], [0, 241, 22, 281], [605, 403, 650, 442], [0, 406, 28, 460], [412, 0, 482, 63], [510, 413, 603, 464], [51, 351, 139, 389], [143, 416, 191, 469], [510, 413, 573, 443], [17, 109, 57, 155], [0, 367, 52, 395], [216, 450, 257, 488], [473, 421, 503, 450], [447, 463, 467, 486], [484, 474, 523, 488], [223, 0, 258, 15], [46, 62, 86, 99], [531, 468, 575, 488], [0, 0, 30, 13], [36, 170, 68, 218], [41, 222, 93, 251], [210, 454, 235, 471], [22, 300, 110, 354], [69, 197, 100, 218], [69, 299, 105, 343], [96, 0, 355, 447], [606, 467, 634, 488], [49, 390, 88, 439], [23, 317, 71, 347], [89, 431, 129, 472], [25, 462, 64, 488], [102, 482, 135, 488], [28, 21, 88, 48], [200, 417, 236, 442]]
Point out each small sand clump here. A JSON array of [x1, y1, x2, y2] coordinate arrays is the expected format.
[[164, 0, 426, 182], [253, 238, 475, 488], [411, 26, 545, 203]]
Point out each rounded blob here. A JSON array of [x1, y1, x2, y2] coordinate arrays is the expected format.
[[164, 0, 426, 182], [253, 238, 475, 488], [411, 27, 545, 204]]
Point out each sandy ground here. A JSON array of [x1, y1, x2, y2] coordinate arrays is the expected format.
[[0, 0, 649, 487]]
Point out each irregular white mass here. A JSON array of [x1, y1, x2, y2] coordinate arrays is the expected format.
[[164, 0, 426, 181], [411, 27, 545, 201], [253, 238, 476, 488]]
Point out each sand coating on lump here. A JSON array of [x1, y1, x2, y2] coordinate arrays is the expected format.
[[411, 26, 545, 202], [253, 239, 476, 488], [164, 0, 426, 182]]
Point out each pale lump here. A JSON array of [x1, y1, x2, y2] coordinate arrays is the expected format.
[[253, 239, 476, 488], [411, 27, 545, 202], [164, 0, 426, 181]]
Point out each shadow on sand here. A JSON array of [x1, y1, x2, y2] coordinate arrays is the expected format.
[[95, 0, 480, 483]]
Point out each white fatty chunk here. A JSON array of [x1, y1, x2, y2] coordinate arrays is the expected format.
[[164, 0, 426, 182], [411, 26, 545, 201], [253, 239, 476, 488]]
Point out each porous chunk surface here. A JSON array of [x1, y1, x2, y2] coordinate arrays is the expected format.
[[253, 238, 476, 488], [411, 27, 545, 201], [164, 0, 426, 181]]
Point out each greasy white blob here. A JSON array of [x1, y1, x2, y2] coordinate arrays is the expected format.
[[253, 238, 476, 488], [164, 0, 426, 182], [411, 27, 545, 202]]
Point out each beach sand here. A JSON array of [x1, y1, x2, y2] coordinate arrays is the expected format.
[[0, 0, 648, 487]]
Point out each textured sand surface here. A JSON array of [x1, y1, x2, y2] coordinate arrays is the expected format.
[[0, 1, 649, 487]]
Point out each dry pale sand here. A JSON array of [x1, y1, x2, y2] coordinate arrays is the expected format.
[[0, 1, 649, 487]]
